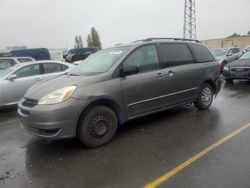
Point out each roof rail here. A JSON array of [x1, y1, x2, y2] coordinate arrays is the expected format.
[[132, 38, 201, 43]]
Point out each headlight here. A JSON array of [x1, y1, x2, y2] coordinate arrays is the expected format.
[[224, 66, 229, 71], [38, 86, 76, 105]]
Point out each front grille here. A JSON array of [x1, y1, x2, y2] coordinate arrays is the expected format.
[[22, 98, 38, 108], [231, 67, 250, 72], [230, 67, 250, 77]]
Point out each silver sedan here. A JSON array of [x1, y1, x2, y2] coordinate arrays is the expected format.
[[0, 61, 75, 107]]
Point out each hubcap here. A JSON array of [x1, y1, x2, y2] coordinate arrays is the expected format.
[[90, 115, 109, 138], [201, 87, 212, 106]]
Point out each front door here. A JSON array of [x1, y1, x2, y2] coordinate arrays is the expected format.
[[120, 44, 166, 118], [2, 64, 42, 105]]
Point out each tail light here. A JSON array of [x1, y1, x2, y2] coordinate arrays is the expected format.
[[214, 60, 221, 71]]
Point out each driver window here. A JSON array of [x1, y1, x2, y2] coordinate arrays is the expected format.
[[123, 45, 160, 73], [227, 49, 233, 55]]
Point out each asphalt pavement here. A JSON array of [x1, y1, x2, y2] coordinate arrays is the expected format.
[[0, 81, 250, 188]]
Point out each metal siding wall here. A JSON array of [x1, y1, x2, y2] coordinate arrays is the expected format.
[[202, 36, 250, 49]]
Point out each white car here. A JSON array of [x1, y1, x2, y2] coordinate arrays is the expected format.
[[0, 57, 35, 70], [0, 60, 75, 107]]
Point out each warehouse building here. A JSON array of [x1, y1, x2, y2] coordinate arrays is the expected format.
[[202, 35, 250, 49]]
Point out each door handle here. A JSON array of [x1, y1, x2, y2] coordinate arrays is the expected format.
[[167, 70, 175, 77], [35, 77, 43, 81], [155, 72, 165, 78]]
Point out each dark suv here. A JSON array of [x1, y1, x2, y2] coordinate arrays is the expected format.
[[63, 47, 98, 63], [18, 38, 221, 147]]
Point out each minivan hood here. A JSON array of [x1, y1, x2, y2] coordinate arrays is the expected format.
[[24, 74, 90, 100], [228, 59, 250, 67]]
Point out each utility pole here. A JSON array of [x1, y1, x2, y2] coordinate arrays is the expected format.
[[183, 0, 196, 39]]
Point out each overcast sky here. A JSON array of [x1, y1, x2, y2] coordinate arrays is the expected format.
[[0, 0, 250, 49]]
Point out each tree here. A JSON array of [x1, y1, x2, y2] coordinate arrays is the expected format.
[[86, 34, 92, 47], [227, 33, 241, 38], [74, 35, 84, 48], [86, 27, 102, 49]]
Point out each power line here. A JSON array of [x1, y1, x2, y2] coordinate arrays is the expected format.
[[183, 0, 196, 39]]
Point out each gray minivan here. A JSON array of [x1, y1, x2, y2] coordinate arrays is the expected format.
[[18, 38, 221, 147]]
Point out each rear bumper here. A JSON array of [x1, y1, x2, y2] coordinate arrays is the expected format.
[[18, 97, 86, 139], [215, 77, 222, 96]]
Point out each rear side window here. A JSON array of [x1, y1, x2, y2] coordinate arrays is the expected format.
[[160, 43, 194, 67], [232, 48, 240, 54], [189, 44, 214, 63], [42, 63, 68, 74]]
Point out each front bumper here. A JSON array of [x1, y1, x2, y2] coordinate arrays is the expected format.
[[18, 97, 86, 139], [223, 69, 250, 79]]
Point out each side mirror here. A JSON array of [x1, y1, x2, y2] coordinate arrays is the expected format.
[[120, 65, 139, 77], [227, 52, 233, 56], [8, 74, 17, 81]]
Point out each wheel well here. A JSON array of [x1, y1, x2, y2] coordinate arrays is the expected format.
[[222, 60, 227, 64], [220, 61, 227, 71], [203, 80, 216, 94], [76, 99, 123, 132]]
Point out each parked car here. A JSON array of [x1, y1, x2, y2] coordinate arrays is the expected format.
[[0, 61, 74, 107], [10, 48, 51, 60], [245, 45, 250, 51], [223, 50, 250, 83], [0, 57, 35, 70], [63, 48, 98, 63], [18, 38, 221, 147], [0, 52, 11, 57], [210, 47, 241, 71]]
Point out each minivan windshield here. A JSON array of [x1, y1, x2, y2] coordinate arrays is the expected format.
[[69, 47, 127, 76]]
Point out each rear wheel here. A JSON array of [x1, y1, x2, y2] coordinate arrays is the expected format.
[[194, 84, 214, 110], [78, 106, 118, 148]]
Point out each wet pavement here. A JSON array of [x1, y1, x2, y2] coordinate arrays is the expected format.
[[0, 81, 250, 188]]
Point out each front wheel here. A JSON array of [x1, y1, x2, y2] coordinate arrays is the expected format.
[[78, 106, 118, 148], [194, 84, 214, 110]]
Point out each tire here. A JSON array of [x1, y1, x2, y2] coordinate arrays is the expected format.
[[78, 106, 118, 148], [225, 78, 233, 84], [194, 84, 214, 110]]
